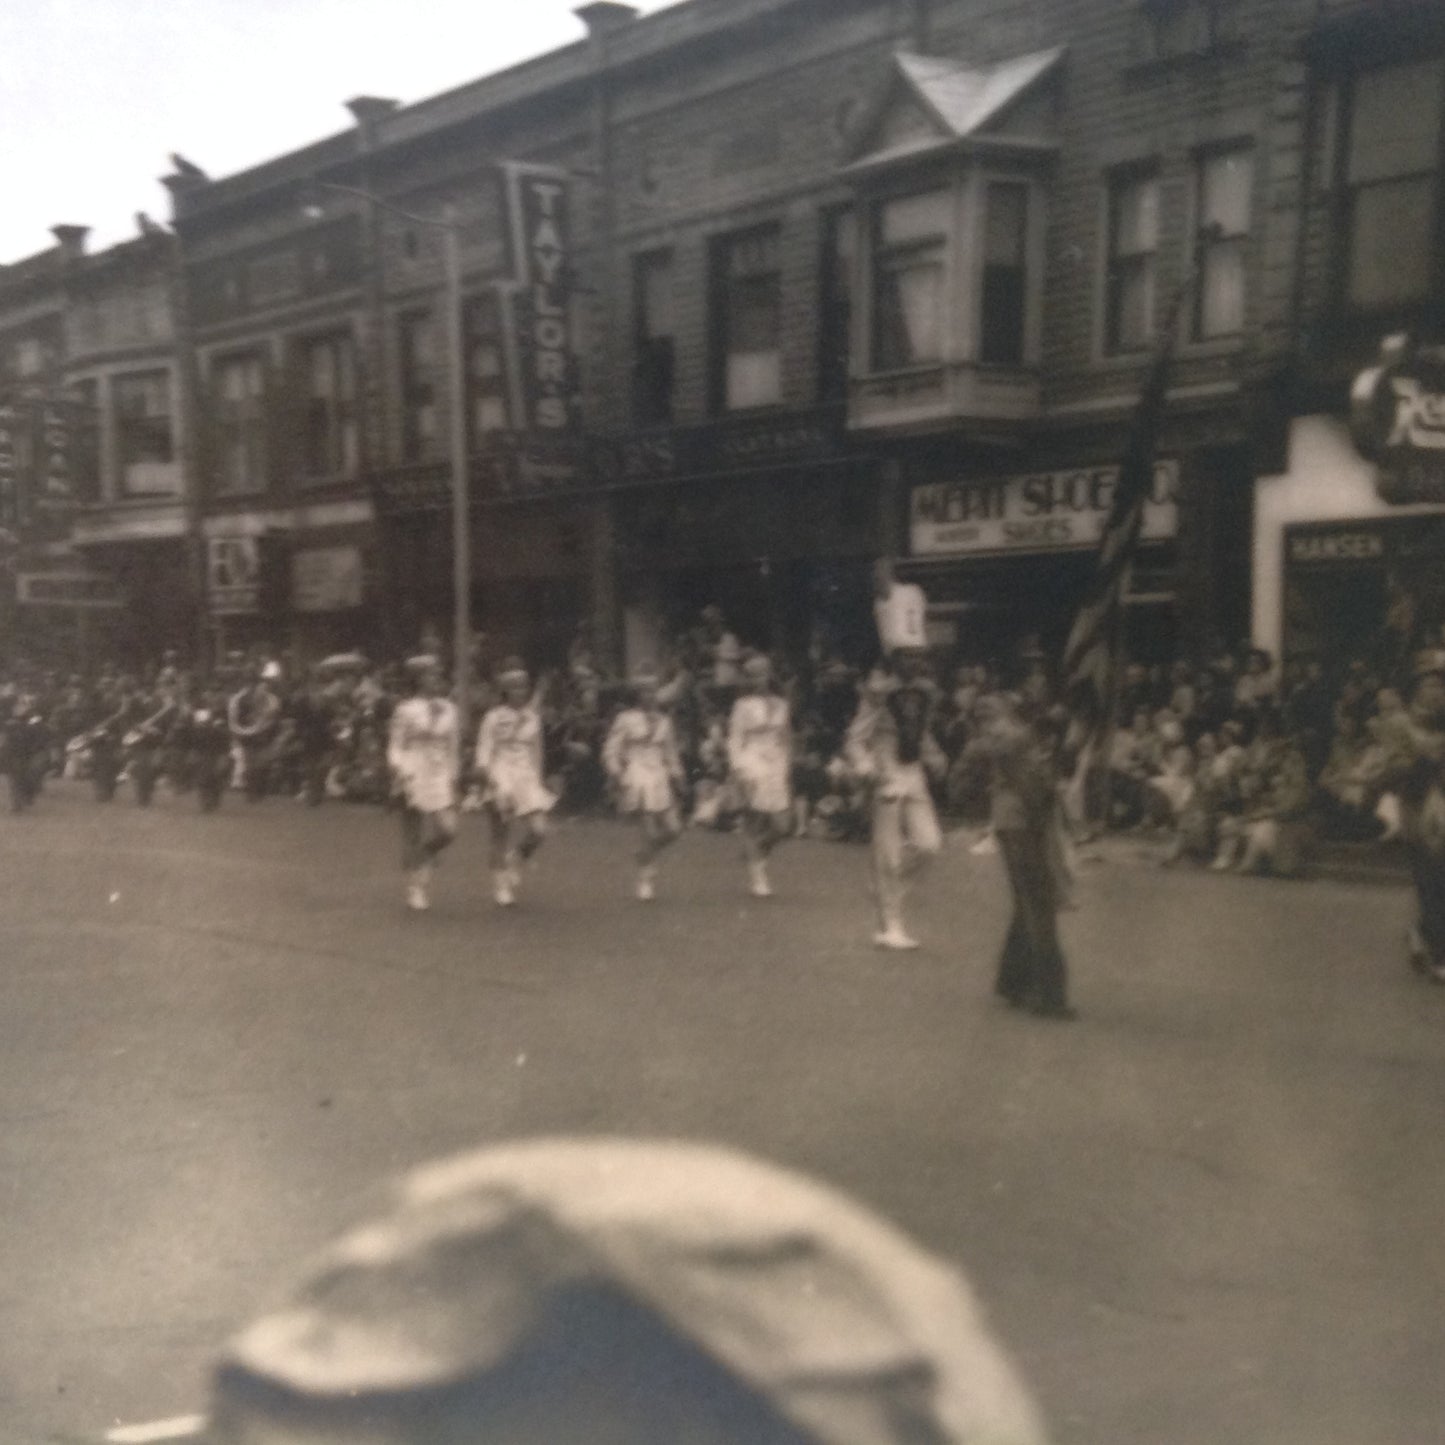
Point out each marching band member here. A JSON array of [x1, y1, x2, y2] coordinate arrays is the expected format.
[[228, 664, 282, 802], [474, 659, 555, 907], [603, 667, 685, 900], [386, 656, 460, 913], [727, 653, 793, 898], [844, 653, 946, 950]]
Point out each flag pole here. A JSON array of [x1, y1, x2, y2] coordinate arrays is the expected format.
[[1065, 259, 1202, 832]]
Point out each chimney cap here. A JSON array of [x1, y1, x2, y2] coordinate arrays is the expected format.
[[575, 2, 640, 36], [51, 224, 89, 255], [346, 95, 400, 126]]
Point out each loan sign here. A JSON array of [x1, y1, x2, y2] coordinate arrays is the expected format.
[[910, 460, 1180, 557]]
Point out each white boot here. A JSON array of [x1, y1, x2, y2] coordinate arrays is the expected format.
[[748, 859, 773, 898], [636, 864, 657, 902], [406, 866, 431, 912], [493, 869, 516, 907]]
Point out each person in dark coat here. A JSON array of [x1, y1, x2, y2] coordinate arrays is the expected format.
[[981, 696, 1076, 1020], [1376, 651, 1445, 984]]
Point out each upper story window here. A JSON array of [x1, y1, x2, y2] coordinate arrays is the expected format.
[[872, 191, 949, 371], [981, 183, 1031, 366], [398, 311, 439, 464], [298, 332, 359, 483], [1340, 58, 1445, 311], [1134, 0, 1239, 63], [818, 208, 856, 403], [113, 369, 179, 497], [633, 249, 676, 427], [711, 224, 782, 412], [212, 352, 266, 497], [1194, 145, 1254, 339], [1106, 167, 1161, 354], [465, 292, 510, 450]]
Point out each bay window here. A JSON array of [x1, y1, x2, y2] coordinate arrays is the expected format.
[[981, 182, 1030, 365], [871, 190, 949, 370]]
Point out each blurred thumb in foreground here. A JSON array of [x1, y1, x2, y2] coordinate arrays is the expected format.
[[210, 1137, 1049, 1445]]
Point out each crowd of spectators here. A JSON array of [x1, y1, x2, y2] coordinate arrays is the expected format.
[[4, 612, 1436, 877]]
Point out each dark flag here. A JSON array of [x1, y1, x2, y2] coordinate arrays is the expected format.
[[1060, 271, 1196, 777]]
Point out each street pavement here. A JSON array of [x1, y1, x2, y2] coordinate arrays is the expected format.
[[1, 783, 1442, 1445]]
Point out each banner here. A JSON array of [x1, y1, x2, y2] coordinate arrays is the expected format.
[[502, 162, 579, 436]]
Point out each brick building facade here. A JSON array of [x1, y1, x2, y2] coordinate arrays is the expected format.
[[6, 0, 1442, 679]]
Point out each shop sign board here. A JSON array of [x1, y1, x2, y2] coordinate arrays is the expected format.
[[502, 163, 579, 437], [1351, 335, 1445, 503], [207, 535, 261, 615], [15, 569, 124, 610], [910, 460, 1179, 557], [292, 545, 363, 613], [1287, 527, 1386, 565]]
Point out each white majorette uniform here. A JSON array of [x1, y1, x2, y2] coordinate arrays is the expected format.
[[387, 688, 461, 912], [603, 707, 683, 816], [474, 700, 556, 819], [390, 694, 461, 814], [844, 674, 945, 950], [727, 692, 792, 817]]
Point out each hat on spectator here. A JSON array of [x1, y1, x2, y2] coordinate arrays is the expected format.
[[741, 652, 773, 683], [404, 654, 441, 675], [497, 657, 530, 687], [210, 1137, 1047, 1445], [1413, 648, 1445, 681]]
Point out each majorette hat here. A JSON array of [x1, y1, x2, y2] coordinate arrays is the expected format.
[[496, 656, 530, 686], [404, 653, 442, 675]]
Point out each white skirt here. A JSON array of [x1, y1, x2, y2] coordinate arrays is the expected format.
[[486, 763, 556, 818], [618, 762, 676, 815], [733, 762, 791, 816]]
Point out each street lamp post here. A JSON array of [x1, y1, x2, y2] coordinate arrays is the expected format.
[[308, 183, 472, 737]]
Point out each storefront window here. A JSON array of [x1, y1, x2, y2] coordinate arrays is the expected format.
[[1343, 58, 1444, 310], [633, 249, 675, 426], [712, 224, 783, 411], [981, 183, 1029, 365], [212, 353, 266, 497], [1106, 168, 1160, 353], [871, 190, 948, 371], [299, 333, 358, 483], [1195, 146, 1253, 338]]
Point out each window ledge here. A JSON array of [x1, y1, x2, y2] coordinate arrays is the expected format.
[[1121, 39, 1247, 84], [1181, 334, 1246, 359]]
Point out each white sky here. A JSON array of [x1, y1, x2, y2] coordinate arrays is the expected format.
[[0, 0, 684, 265]]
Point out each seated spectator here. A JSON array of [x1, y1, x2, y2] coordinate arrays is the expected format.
[[1213, 713, 1311, 876], [1317, 710, 1386, 841], [1107, 708, 1156, 828], [1145, 718, 1195, 833]]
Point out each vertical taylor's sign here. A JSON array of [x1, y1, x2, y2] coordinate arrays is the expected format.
[[502, 162, 578, 435]]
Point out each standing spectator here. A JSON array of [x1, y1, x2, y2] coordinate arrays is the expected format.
[[1375, 651, 1445, 983]]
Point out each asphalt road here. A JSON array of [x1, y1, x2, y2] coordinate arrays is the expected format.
[[1, 784, 1442, 1445]]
